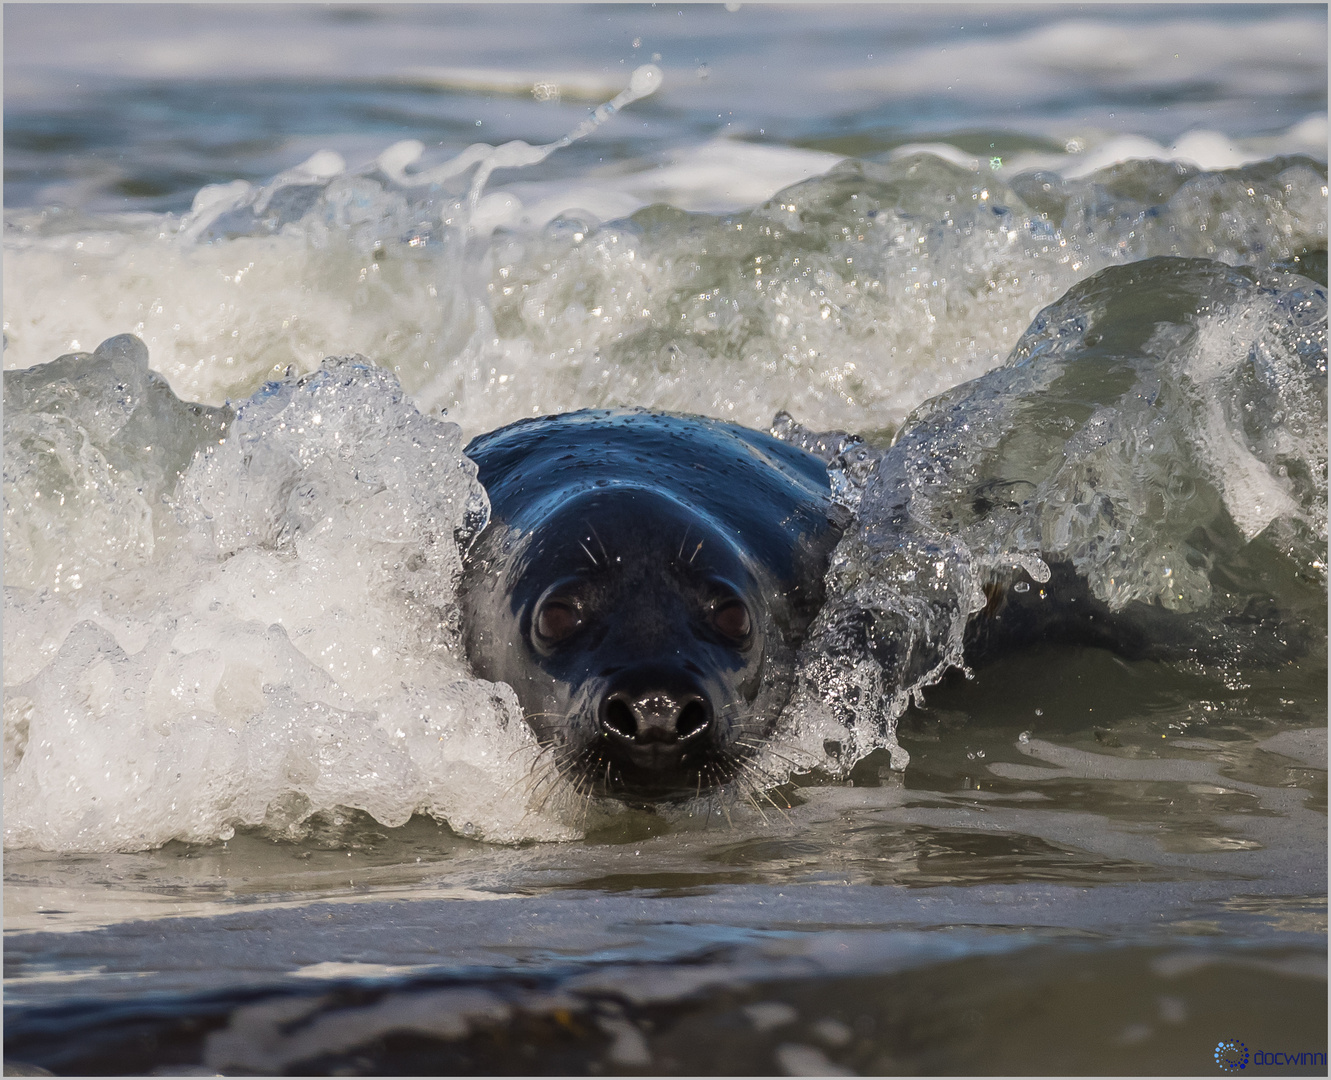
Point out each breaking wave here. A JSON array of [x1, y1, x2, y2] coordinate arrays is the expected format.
[[3, 77, 1326, 850]]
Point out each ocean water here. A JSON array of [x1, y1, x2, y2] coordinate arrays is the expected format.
[[3, 4, 1327, 1075]]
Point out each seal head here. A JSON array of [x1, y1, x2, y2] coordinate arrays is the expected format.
[[460, 409, 848, 802]]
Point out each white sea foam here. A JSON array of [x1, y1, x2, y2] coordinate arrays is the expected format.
[[5, 149, 1324, 446], [999, 117, 1329, 181], [606, 139, 846, 214], [4, 351, 583, 851]]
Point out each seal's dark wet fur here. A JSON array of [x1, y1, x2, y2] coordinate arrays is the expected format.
[[460, 409, 849, 802]]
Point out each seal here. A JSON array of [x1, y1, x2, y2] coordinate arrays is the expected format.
[[460, 408, 850, 802]]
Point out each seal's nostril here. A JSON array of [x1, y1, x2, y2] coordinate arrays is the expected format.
[[602, 697, 637, 739], [600, 679, 712, 747], [676, 699, 710, 740]]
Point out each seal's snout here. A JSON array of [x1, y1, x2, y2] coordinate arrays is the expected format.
[[599, 671, 713, 749]]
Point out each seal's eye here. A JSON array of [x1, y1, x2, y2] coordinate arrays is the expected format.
[[711, 598, 752, 643], [534, 598, 583, 646]]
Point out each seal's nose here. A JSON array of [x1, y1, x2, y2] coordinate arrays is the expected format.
[[598, 671, 712, 746]]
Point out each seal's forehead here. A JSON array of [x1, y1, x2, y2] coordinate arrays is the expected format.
[[511, 485, 751, 579], [466, 409, 830, 506], [465, 409, 840, 582]]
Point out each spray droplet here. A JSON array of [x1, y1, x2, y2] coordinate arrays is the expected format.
[[629, 63, 664, 97]]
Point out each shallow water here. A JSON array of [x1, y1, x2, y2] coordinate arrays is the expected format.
[[4, 5, 1328, 1075]]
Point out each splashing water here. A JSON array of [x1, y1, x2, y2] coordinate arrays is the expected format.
[[3, 344, 590, 850], [179, 63, 664, 245], [779, 257, 1326, 776], [3, 48, 1326, 853], [6, 251, 1323, 851]]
